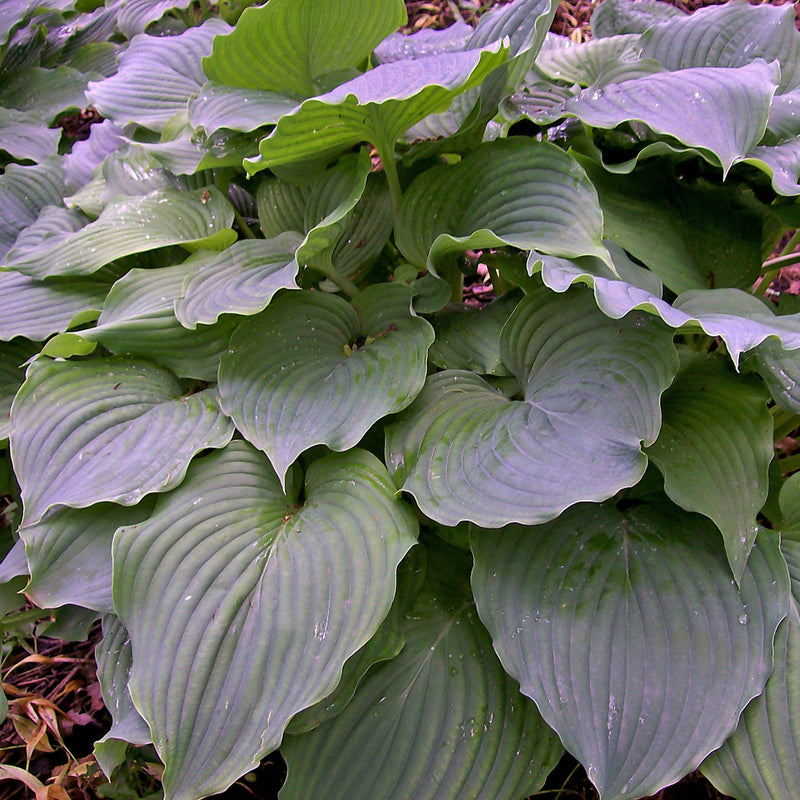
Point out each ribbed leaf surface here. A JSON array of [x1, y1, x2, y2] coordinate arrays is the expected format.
[[112, 442, 418, 800], [21, 500, 154, 612], [471, 498, 790, 800], [203, 0, 406, 95], [647, 352, 773, 581], [0, 271, 106, 342], [701, 477, 800, 800], [0, 339, 38, 441], [525, 61, 777, 175], [10, 358, 234, 524], [641, 1, 800, 92], [591, 0, 683, 38], [4, 187, 236, 279], [0, 107, 61, 162], [117, 0, 194, 37], [535, 34, 641, 86], [82, 262, 239, 380], [175, 235, 301, 329], [247, 44, 507, 174], [281, 538, 563, 800], [395, 138, 609, 271], [219, 284, 434, 484], [386, 287, 677, 527], [87, 20, 229, 130], [187, 82, 297, 134]]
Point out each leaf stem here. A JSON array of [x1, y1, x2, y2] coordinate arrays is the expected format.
[[233, 207, 257, 239], [778, 452, 800, 475], [309, 251, 360, 298]]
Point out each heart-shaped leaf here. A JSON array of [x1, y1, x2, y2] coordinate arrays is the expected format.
[[281, 537, 564, 800], [10, 357, 234, 525], [4, 187, 236, 279], [219, 284, 434, 485], [646, 351, 773, 581], [112, 441, 418, 800], [203, 0, 407, 96], [470, 496, 790, 800], [386, 286, 677, 527]]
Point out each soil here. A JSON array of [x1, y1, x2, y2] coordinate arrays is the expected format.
[[1, 1, 797, 799]]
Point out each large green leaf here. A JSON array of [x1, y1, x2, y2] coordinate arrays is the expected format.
[[0, 159, 63, 259], [0, 270, 106, 341], [112, 441, 418, 800], [175, 235, 301, 329], [3, 187, 236, 279], [535, 34, 641, 86], [470, 497, 790, 800], [701, 476, 800, 800], [219, 284, 434, 485], [86, 19, 229, 131], [203, 0, 407, 96], [81, 261, 239, 380], [0, 65, 95, 122], [0, 106, 62, 162], [576, 156, 763, 293], [590, 0, 683, 38], [640, 1, 800, 93], [10, 357, 234, 525], [117, 0, 194, 37], [245, 43, 508, 175], [93, 615, 153, 778], [385, 287, 677, 527], [646, 351, 773, 581], [281, 537, 563, 800], [395, 138, 610, 273], [0, 338, 38, 441], [524, 60, 777, 176], [187, 82, 297, 134], [21, 499, 154, 612]]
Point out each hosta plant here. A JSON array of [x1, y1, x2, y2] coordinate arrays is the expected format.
[[3, 0, 800, 798]]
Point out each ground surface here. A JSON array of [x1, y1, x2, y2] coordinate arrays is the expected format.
[[1, 1, 798, 799]]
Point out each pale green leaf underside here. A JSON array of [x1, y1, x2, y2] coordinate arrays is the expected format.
[[471, 499, 789, 800], [247, 44, 508, 174], [524, 60, 777, 175], [3, 187, 236, 279], [0, 270, 106, 342], [203, 0, 407, 96], [219, 284, 434, 484], [21, 499, 154, 613], [281, 539, 563, 800], [385, 287, 677, 527], [112, 441, 418, 800], [93, 615, 152, 778], [10, 357, 234, 525], [175, 235, 302, 329], [646, 352, 773, 581], [395, 138, 609, 272], [82, 261, 239, 381], [87, 19, 230, 131]]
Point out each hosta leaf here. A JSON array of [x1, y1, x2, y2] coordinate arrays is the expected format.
[[374, 21, 473, 63], [700, 478, 800, 800], [394, 138, 609, 272], [646, 352, 773, 581], [175, 235, 302, 329], [641, 1, 800, 93], [116, 0, 194, 37], [0, 107, 62, 162], [742, 337, 800, 413], [591, 0, 683, 38], [21, 499, 154, 612], [0, 159, 63, 260], [535, 34, 641, 86], [63, 120, 125, 192], [525, 61, 777, 176], [86, 19, 229, 131], [470, 497, 789, 800], [82, 261, 239, 380], [4, 187, 236, 279], [0, 65, 94, 122], [0, 338, 38, 441], [219, 284, 434, 485], [429, 294, 517, 376], [112, 441, 418, 800], [256, 176, 308, 237], [385, 287, 677, 527], [246, 44, 508, 175], [203, 0, 407, 96], [10, 357, 234, 525], [0, 270, 106, 341], [576, 156, 763, 293], [745, 140, 800, 197], [93, 615, 152, 778], [187, 82, 297, 134], [281, 538, 563, 800]]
